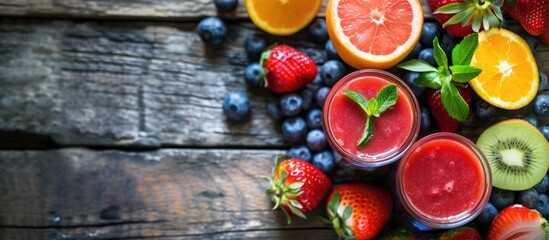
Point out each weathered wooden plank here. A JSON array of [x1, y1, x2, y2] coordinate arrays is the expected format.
[[0, 19, 330, 147], [0, 0, 434, 20], [0, 149, 338, 239], [1, 19, 548, 148]]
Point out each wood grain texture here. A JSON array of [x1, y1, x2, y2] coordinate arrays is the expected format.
[[0, 0, 434, 20], [0, 148, 338, 239], [0, 19, 329, 148]]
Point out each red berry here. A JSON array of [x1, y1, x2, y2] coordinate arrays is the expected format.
[[427, 87, 472, 132], [324, 183, 393, 240], [504, 0, 549, 36], [264, 157, 331, 223], [261, 45, 317, 94]]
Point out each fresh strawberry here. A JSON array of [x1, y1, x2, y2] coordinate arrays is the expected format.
[[504, 0, 549, 36], [260, 44, 317, 94], [438, 227, 482, 240], [264, 157, 331, 223], [323, 183, 393, 240], [487, 204, 549, 240], [427, 87, 472, 132], [426, 0, 503, 37]]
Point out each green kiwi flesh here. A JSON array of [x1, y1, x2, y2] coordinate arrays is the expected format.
[[477, 119, 549, 191]]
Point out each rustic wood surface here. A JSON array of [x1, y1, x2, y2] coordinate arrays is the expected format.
[[0, 0, 548, 239]]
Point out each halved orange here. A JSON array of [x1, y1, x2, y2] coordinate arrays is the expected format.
[[245, 0, 322, 36], [326, 0, 423, 69], [470, 28, 539, 110]]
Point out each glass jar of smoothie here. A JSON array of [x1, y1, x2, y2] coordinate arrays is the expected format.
[[322, 69, 420, 168], [395, 132, 492, 230]]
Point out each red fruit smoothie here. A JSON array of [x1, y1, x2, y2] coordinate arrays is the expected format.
[[323, 69, 420, 168], [396, 133, 492, 229]]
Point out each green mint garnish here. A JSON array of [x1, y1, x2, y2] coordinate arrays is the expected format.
[[342, 84, 398, 147], [397, 33, 482, 122]]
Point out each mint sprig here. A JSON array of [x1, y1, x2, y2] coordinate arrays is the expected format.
[[397, 33, 481, 122], [342, 84, 398, 147]]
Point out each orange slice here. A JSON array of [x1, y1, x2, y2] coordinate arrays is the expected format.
[[326, 0, 423, 69], [245, 0, 322, 36], [470, 28, 538, 110]]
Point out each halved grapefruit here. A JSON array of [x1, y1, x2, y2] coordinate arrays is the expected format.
[[326, 0, 423, 69]]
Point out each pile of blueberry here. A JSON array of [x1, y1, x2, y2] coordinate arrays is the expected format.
[[478, 176, 549, 226], [245, 20, 349, 174]]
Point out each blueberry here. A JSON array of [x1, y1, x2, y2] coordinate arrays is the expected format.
[[288, 145, 313, 162], [306, 108, 323, 129], [316, 86, 331, 108], [539, 125, 549, 141], [222, 91, 250, 121], [477, 202, 498, 225], [533, 94, 549, 117], [475, 99, 499, 119], [325, 39, 340, 60], [300, 88, 315, 111], [403, 71, 426, 97], [245, 33, 268, 61], [312, 150, 335, 173], [536, 193, 549, 218], [280, 93, 303, 117], [213, 0, 238, 13], [440, 33, 459, 60], [420, 107, 433, 132], [518, 188, 539, 209], [321, 60, 347, 87], [490, 188, 515, 209], [244, 63, 263, 87], [520, 32, 539, 53], [282, 117, 307, 143], [539, 71, 548, 92], [312, 73, 323, 86], [196, 17, 227, 46], [331, 150, 343, 165], [535, 175, 549, 193], [309, 18, 329, 43], [266, 99, 283, 121], [307, 129, 327, 151], [523, 114, 539, 128], [420, 22, 442, 47], [418, 48, 437, 66], [405, 42, 423, 60]]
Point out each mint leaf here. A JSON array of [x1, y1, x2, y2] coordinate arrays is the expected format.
[[342, 90, 368, 113], [452, 33, 478, 66], [416, 72, 442, 89], [367, 99, 379, 117], [450, 65, 482, 83], [358, 116, 374, 147], [375, 84, 398, 115], [342, 84, 398, 147], [433, 38, 448, 70], [397, 59, 437, 72], [441, 82, 469, 122]]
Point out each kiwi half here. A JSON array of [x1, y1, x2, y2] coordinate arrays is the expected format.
[[477, 119, 549, 191]]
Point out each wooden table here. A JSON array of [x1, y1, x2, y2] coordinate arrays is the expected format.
[[0, 0, 547, 239]]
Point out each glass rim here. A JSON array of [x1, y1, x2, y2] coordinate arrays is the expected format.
[[395, 132, 493, 229], [322, 69, 421, 168]]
